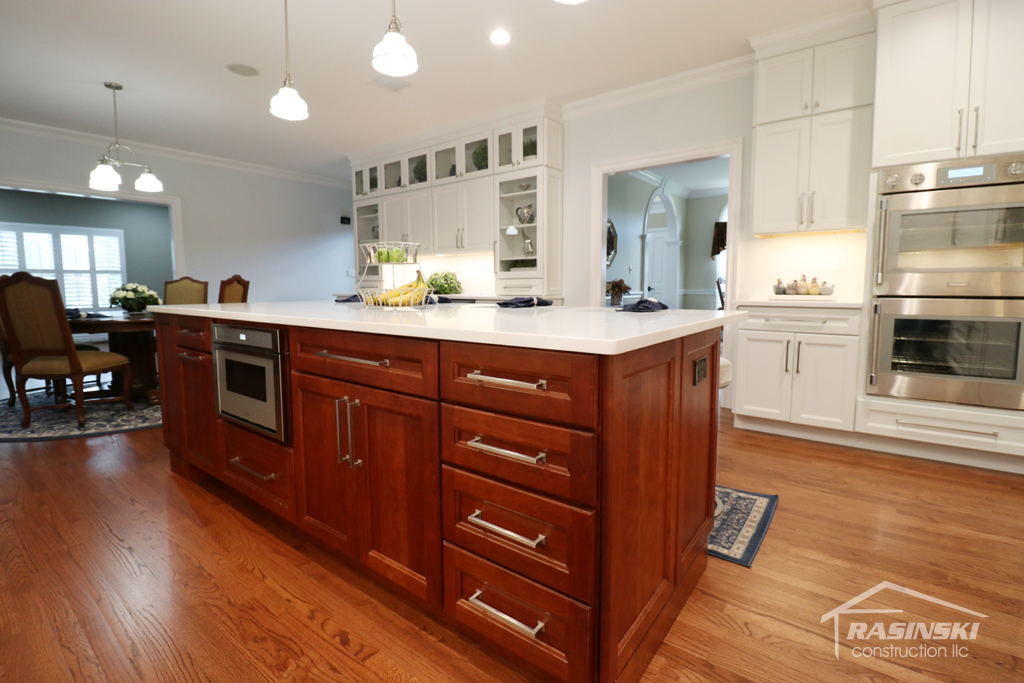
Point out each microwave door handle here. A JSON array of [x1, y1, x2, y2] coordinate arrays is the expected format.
[[875, 198, 888, 285]]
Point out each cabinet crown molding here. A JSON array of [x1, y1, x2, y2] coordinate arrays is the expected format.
[[749, 8, 876, 60]]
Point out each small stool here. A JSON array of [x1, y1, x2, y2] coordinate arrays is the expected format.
[[714, 357, 732, 518]]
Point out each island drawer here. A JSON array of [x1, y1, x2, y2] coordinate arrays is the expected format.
[[440, 342, 599, 429], [175, 315, 212, 352], [441, 405, 598, 507], [219, 421, 296, 523], [291, 327, 439, 399], [444, 543, 593, 683], [443, 467, 596, 603]]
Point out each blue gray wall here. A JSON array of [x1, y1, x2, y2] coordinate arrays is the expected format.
[[0, 188, 174, 295]]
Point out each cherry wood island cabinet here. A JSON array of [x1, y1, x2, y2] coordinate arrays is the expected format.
[[152, 303, 743, 683]]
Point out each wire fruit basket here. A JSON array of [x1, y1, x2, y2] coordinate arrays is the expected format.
[[354, 241, 433, 308]]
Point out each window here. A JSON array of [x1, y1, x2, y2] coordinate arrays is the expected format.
[[0, 223, 127, 312]]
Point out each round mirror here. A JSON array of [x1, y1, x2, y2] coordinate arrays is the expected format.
[[606, 220, 618, 267]]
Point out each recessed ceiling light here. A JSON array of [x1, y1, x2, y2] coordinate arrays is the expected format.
[[226, 63, 260, 77], [490, 30, 511, 45]]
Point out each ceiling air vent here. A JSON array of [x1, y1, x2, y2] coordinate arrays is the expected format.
[[373, 75, 412, 92]]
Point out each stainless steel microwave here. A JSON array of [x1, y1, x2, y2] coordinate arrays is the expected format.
[[874, 154, 1024, 298], [212, 324, 288, 441]]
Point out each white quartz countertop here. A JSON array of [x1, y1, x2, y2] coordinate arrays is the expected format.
[[150, 301, 747, 355], [734, 299, 863, 309]]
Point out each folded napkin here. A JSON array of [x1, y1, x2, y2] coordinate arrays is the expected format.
[[617, 298, 669, 312], [427, 296, 452, 305], [335, 294, 362, 303], [497, 296, 553, 309], [66, 308, 108, 319]]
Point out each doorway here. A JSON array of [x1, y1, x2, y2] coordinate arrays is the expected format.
[[603, 155, 730, 310]]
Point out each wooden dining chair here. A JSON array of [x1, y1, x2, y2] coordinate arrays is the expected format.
[[0, 272, 132, 427], [164, 276, 208, 305], [218, 274, 250, 304]]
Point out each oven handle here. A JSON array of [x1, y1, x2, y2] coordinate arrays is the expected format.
[[869, 303, 881, 386], [875, 197, 888, 285], [316, 350, 389, 368]]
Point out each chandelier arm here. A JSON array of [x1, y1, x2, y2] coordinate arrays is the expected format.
[[284, 0, 291, 79]]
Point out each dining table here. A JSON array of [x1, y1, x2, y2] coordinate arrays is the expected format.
[[68, 311, 160, 404]]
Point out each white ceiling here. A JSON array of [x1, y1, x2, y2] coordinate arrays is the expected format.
[[0, 0, 867, 180]]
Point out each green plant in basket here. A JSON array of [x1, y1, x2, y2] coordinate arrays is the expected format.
[[427, 271, 462, 295], [109, 283, 161, 313]]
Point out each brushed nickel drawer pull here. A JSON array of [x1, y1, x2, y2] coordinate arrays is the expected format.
[[228, 457, 276, 481], [467, 509, 547, 548], [316, 349, 390, 368], [467, 589, 546, 638], [467, 436, 546, 464], [467, 370, 547, 391], [764, 317, 828, 324], [177, 352, 202, 361], [178, 329, 203, 337], [895, 419, 997, 438]]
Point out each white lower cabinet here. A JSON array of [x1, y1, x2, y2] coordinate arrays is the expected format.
[[734, 308, 860, 432]]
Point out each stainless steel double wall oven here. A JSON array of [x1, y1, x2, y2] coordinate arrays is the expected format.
[[870, 153, 1024, 410]]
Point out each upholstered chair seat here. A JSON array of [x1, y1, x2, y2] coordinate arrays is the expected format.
[[23, 350, 130, 375]]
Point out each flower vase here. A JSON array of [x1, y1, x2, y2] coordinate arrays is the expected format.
[[120, 301, 147, 316], [610, 292, 623, 306]]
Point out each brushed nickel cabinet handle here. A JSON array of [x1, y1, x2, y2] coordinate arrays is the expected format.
[[796, 340, 802, 373], [177, 352, 202, 361], [784, 340, 791, 373], [895, 419, 997, 438], [316, 350, 389, 368], [467, 589, 546, 638], [346, 398, 362, 467], [467, 436, 546, 464], [467, 370, 547, 391], [798, 193, 805, 226], [336, 397, 351, 465], [809, 191, 815, 225], [972, 106, 980, 153], [228, 457, 276, 481], [467, 509, 546, 548], [956, 108, 964, 154]]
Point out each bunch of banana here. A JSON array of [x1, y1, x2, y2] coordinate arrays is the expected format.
[[380, 270, 430, 306]]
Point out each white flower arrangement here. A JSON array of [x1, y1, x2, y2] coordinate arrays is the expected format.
[[110, 283, 162, 312]]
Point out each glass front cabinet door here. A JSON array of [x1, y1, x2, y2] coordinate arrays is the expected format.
[[460, 134, 492, 178], [432, 142, 460, 185], [353, 162, 381, 198], [381, 149, 432, 194], [494, 120, 544, 172]]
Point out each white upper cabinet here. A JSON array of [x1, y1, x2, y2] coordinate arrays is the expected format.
[[873, 0, 974, 166], [352, 162, 382, 199], [381, 149, 431, 195], [461, 177, 494, 251], [968, 0, 1024, 157], [432, 141, 461, 186], [461, 135, 493, 178], [756, 49, 814, 124], [812, 34, 876, 115], [381, 190, 432, 251], [808, 107, 873, 231], [753, 118, 811, 234], [432, 184, 461, 252], [381, 195, 407, 241]]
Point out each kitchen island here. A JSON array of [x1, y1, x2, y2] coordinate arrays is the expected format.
[[151, 301, 745, 683]]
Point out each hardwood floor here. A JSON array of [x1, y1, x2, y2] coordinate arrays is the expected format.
[[1, 412, 1021, 682]]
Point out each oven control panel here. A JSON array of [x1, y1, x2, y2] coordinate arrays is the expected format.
[[212, 323, 281, 352], [879, 153, 1024, 194]]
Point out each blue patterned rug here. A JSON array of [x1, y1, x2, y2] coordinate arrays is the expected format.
[[0, 391, 161, 442], [709, 486, 778, 568]]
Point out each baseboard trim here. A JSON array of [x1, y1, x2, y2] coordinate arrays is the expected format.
[[732, 414, 1024, 475]]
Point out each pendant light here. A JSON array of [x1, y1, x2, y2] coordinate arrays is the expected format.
[[372, 0, 418, 78], [88, 82, 163, 193], [270, 0, 309, 121]]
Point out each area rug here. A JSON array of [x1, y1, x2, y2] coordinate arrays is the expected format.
[[0, 391, 161, 442], [709, 486, 778, 568]]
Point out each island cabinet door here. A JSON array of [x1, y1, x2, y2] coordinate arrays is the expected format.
[[177, 348, 221, 477], [347, 384, 442, 608], [155, 316, 182, 453], [291, 372, 360, 559], [598, 340, 680, 683]]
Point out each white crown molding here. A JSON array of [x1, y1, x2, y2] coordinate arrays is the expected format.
[[347, 99, 561, 166], [872, 0, 905, 9], [688, 187, 730, 199], [0, 117, 349, 189], [748, 8, 876, 60], [626, 170, 689, 199], [562, 55, 755, 122]]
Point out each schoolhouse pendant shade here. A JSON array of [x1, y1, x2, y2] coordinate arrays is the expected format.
[[134, 170, 164, 192], [270, 83, 309, 121], [89, 162, 121, 191], [373, 0, 418, 77]]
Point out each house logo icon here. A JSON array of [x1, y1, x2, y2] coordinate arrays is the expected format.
[[821, 581, 987, 659]]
